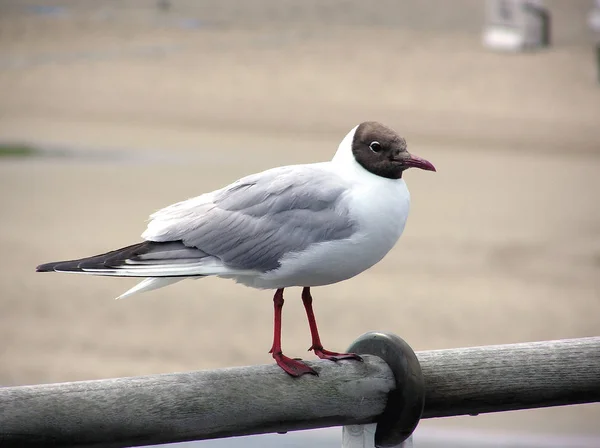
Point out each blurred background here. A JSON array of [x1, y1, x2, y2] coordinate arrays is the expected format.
[[1, 0, 599, 447]]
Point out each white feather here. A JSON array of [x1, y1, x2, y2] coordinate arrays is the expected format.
[[80, 258, 257, 278], [116, 277, 184, 300]]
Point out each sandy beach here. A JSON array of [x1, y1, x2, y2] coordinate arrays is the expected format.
[[1, 0, 599, 442]]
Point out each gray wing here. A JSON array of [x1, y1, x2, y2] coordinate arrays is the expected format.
[[142, 165, 357, 272]]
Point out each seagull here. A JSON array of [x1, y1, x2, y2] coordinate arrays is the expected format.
[[36, 122, 435, 376]]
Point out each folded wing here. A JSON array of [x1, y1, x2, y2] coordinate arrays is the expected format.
[[142, 164, 357, 272], [38, 165, 358, 279]]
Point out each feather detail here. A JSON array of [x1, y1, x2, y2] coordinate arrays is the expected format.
[[116, 277, 185, 300]]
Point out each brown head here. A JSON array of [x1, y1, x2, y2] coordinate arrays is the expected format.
[[351, 121, 436, 179]]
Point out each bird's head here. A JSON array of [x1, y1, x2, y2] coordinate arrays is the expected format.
[[350, 121, 436, 179]]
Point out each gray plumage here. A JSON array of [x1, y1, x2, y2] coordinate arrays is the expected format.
[[145, 166, 357, 272], [37, 166, 358, 276]]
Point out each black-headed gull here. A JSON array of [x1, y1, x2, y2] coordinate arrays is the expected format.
[[37, 122, 435, 376]]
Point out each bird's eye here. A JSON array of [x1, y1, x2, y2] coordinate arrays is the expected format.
[[369, 141, 382, 153]]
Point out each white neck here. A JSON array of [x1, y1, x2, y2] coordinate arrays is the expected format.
[[331, 124, 358, 164], [331, 124, 371, 180]]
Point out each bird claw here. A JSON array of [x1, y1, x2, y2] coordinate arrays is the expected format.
[[310, 346, 363, 362], [272, 352, 318, 377]]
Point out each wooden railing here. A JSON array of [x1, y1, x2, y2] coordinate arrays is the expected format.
[[2, 333, 599, 448]]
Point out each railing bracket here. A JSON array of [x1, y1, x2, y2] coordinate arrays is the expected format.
[[347, 332, 425, 447]]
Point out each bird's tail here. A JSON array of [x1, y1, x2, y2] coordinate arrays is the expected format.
[[116, 277, 184, 299], [36, 241, 210, 276], [36, 241, 211, 299]]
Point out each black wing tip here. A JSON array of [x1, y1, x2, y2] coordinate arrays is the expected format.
[[34, 242, 156, 273], [35, 241, 191, 274], [36, 260, 86, 273], [35, 258, 94, 272], [36, 262, 58, 272], [36, 261, 83, 272]]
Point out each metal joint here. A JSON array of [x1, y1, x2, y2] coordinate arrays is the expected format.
[[346, 332, 425, 447]]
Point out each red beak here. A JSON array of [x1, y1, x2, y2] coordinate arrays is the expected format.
[[403, 154, 436, 172]]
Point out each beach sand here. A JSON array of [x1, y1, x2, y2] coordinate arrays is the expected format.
[[1, 0, 599, 440]]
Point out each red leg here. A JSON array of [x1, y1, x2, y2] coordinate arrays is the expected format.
[[302, 287, 363, 362], [269, 288, 317, 376]]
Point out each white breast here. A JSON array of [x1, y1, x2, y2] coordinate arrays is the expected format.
[[345, 174, 411, 264], [245, 162, 411, 290]]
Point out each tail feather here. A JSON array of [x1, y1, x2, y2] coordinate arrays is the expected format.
[[36, 241, 255, 290], [116, 277, 185, 299], [36, 241, 210, 276], [37, 242, 210, 299]]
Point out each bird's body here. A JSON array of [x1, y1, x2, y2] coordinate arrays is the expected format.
[[37, 122, 435, 376]]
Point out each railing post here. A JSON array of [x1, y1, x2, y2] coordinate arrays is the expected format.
[[342, 332, 425, 448]]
